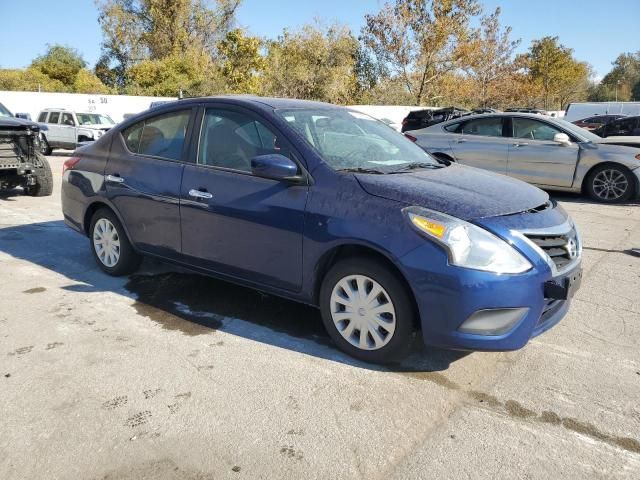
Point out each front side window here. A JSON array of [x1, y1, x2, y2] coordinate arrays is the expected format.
[[61, 113, 75, 126], [277, 108, 438, 171], [137, 110, 190, 160], [460, 117, 503, 137], [198, 109, 291, 172], [512, 118, 561, 141], [48, 112, 60, 124], [606, 118, 639, 136]]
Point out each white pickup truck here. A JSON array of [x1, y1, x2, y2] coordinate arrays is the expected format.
[[37, 108, 115, 154]]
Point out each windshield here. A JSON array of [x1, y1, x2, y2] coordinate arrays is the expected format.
[[277, 108, 439, 172], [76, 113, 115, 126], [554, 118, 601, 142], [0, 103, 13, 118]]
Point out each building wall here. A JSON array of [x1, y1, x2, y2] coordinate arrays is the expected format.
[[0, 91, 177, 123]]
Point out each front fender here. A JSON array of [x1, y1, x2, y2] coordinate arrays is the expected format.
[[574, 143, 640, 189]]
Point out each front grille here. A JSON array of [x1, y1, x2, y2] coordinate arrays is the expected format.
[[524, 228, 579, 272]]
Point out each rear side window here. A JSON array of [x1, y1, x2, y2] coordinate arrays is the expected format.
[[605, 117, 639, 136], [48, 112, 60, 124], [123, 122, 144, 153], [37, 112, 47, 122], [460, 117, 503, 137], [121, 110, 191, 160], [444, 122, 461, 133]]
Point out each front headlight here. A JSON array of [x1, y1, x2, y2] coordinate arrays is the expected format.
[[404, 206, 532, 274]]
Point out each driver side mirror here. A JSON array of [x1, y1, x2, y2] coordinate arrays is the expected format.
[[554, 133, 571, 146], [251, 154, 304, 184]]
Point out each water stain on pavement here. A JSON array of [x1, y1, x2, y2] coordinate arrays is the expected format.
[[124, 272, 329, 343], [403, 374, 640, 454], [23, 287, 46, 294]]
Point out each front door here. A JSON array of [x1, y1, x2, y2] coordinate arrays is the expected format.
[[507, 117, 579, 187], [447, 116, 510, 174], [105, 108, 194, 257], [180, 106, 308, 292], [60, 112, 77, 147]]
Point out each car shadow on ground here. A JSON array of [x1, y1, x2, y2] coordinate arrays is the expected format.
[[0, 220, 468, 372]]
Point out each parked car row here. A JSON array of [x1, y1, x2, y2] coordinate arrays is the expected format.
[[405, 111, 640, 203]]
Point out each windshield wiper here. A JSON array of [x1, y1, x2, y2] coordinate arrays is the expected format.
[[389, 162, 444, 173], [337, 167, 387, 174]]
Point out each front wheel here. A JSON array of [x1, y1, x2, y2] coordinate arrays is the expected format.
[[25, 154, 53, 197], [585, 164, 636, 203], [319, 257, 416, 364], [90, 208, 141, 276]]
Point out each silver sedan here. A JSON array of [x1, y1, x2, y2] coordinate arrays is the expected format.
[[408, 112, 640, 202]]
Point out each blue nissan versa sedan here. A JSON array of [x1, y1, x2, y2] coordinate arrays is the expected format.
[[61, 96, 583, 363]]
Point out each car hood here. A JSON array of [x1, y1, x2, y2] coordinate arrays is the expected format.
[[0, 116, 41, 130], [355, 163, 549, 220]]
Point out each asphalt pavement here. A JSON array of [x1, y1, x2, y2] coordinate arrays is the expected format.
[[1, 155, 639, 479]]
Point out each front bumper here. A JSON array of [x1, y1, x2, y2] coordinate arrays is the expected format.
[[398, 203, 582, 351]]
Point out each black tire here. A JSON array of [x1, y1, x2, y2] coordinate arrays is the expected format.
[[40, 136, 52, 155], [585, 164, 636, 203], [26, 154, 53, 197], [89, 208, 141, 276], [319, 256, 416, 364]]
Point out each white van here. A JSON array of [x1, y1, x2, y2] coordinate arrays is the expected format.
[[565, 102, 640, 122]]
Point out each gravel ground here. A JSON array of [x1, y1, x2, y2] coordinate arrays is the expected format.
[[1, 154, 639, 479]]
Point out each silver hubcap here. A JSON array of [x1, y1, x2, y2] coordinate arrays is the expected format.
[[330, 275, 396, 351], [593, 169, 628, 200], [93, 218, 121, 267]]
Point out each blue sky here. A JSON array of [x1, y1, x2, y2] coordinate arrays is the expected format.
[[1, 0, 638, 79]]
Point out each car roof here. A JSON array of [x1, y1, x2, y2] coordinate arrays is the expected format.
[[172, 95, 343, 111]]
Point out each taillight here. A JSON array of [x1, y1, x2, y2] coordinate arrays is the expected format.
[[404, 133, 417, 142], [63, 156, 81, 174]]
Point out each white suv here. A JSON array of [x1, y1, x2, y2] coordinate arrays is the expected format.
[[37, 109, 115, 154]]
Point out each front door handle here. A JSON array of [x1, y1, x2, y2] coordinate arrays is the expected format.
[[455, 138, 466, 144], [106, 174, 124, 183], [188, 189, 213, 200], [512, 142, 529, 147]]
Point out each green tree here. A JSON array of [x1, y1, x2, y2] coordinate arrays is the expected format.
[[522, 36, 589, 110], [0, 68, 65, 92], [596, 52, 640, 101], [464, 7, 520, 108], [218, 29, 265, 94], [30, 45, 87, 86], [262, 23, 359, 104], [361, 0, 481, 105], [96, 0, 240, 89]]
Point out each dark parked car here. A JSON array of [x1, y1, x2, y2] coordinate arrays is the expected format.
[[0, 102, 53, 196], [401, 107, 469, 132], [593, 115, 640, 137], [572, 114, 625, 131], [62, 96, 582, 363]]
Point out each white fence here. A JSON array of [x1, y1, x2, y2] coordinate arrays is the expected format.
[[0, 91, 176, 123]]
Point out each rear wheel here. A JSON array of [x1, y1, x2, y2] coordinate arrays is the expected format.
[[25, 154, 53, 197], [90, 208, 141, 276], [585, 164, 635, 203], [40, 136, 52, 155], [319, 257, 416, 364]]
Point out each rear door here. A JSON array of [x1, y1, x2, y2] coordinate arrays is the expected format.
[[104, 107, 195, 258], [179, 104, 308, 291], [506, 117, 579, 187], [446, 116, 510, 174]]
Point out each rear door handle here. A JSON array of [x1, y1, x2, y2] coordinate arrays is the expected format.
[[188, 189, 213, 200], [512, 142, 529, 147], [455, 138, 466, 144], [106, 174, 124, 183]]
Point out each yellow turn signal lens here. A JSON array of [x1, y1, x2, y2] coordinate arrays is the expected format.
[[410, 215, 446, 238]]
